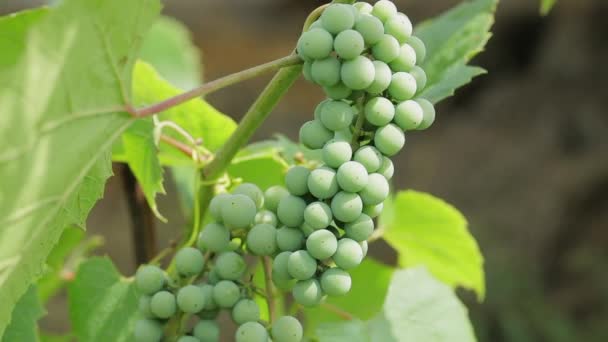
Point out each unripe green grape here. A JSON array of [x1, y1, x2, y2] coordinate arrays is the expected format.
[[207, 268, 221, 285], [363, 203, 383, 218], [134, 319, 163, 342], [212, 280, 240, 308], [175, 247, 205, 277], [308, 20, 323, 31], [314, 99, 331, 120], [228, 238, 241, 251], [302, 61, 313, 82], [300, 222, 316, 237], [150, 291, 176, 319], [354, 2, 373, 15], [299, 120, 333, 150], [324, 82, 353, 100], [194, 320, 220, 342], [232, 299, 261, 325], [341, 56, 375, 90], [306, 229, 338, 260], [177, 285, 206, 314], [334, 29, 365, 60], [285, 166, 311, 196], [320, 268, 352, 296], [353, 145, 383, 173], [359, 173, 390, 206], [272, 251, 295, 290], [334, 128, 353, 142], [416, 98, 436, 130], [271, 316, 304, 342], [322, 139, 352, 168], [235, 322, 268, 342], [221, 194, 257, 230], [320, 100, 354, 131], [255, 210, 278, 226], [372, 0, 398, 22], [139, 296, 152, 318], [378, 156, 394, 180], [320, 4, 355, 34], [337, 161, 369, 193], [389, 44, 417, 72], [273, 271, 296, 291], [177, 336, 199, 342], [374, 123, 405, 156], [264, 186, 289, 212], [311, 56, 341, 87], [372, 34, 400, 63], [333, 238, 364, 270], [344, 213, 374, 242], [276, 226, 305, 251], [233, 183, 264, 209], [247, 223, 277, 256], [366, 60, 392, 95], [277, 195, 307, 228], [198, 223, 230, 252], [209, 192, 230, 222], [384, 14, 413, 44], [135, 265, 165, 295], [388, 72, 417, 101], [360, 240, 369, 257], [364, 97, 395, 126], [287, 250, 317, 280], [307, 166, 339, 199], [354, 14, 384, 46], [297, 28, 333, 60], [331, 191, 363, 223], [394, 99, 423, 131], [304, 201, 333, 230], [198, 284, 217, 311], [407, 36, 426, 63], [215, 251, 246, 280], [292, 278, 324, 307], [410, 66, 427, 92]]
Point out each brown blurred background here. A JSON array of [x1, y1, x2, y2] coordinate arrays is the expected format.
[[3, 0, 608, 341]]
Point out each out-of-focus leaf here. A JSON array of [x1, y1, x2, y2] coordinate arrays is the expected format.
[[228, 144, 289, 190], [2, 287, 44, 342], [540, 0, 557, 15]]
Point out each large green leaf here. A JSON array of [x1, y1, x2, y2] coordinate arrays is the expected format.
[[67, 257, 139, 342], [381, 191, 485, 300], [228, 143, 289, 191], [2, 287, 44, 342], [0, 0, 160, 336], [415, 0, 498, 103]]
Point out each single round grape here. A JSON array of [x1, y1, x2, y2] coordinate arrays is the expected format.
[[372, 0, 397, 22], [271, 316, 304, 342], [363, 203, 384, 218], [285, 166, 311, 196], [320, 268, 352, 296], [385, 14, 413, 43], [354, 14, 384, 46], [320, 100, 354, 131], [389, 44, 417, 72], [177, 336, 199, 342], [372, 34, 400, 63], [353, 145, 383, 173], [331, 191, 363, 223], [344, 214, 374, 242], [360, 240, 369, 257], [134, 319, 163, 342], [333, 238, 364, 270], [276, 226, 305, 252], [264, 186, 290, 212], [150, 291, 176, 319], [308, 19, 323, 30], [334, 128, 353, 142], [341, 56, 376, 90], [354, 2, 373, 15], [300, 222, 316, 237], [232, 299, 261, 325], [337, 161, 369, 193], [374, 123, 405, 156], [324, 82, 353, 100], [194, 320, 220, 342], [322, 139, 352, 168], [303, 60, 313, 82], [410, 66, 427, 92], [139, 296, 152, 317], [299, 120, 333, 150], [233, 183, 264, 209], [255, 210, 278, 226], [359, 173, 390, 206], [314, 99, 331, 120], [198, 223, 230, 253], [221, 194, 257, 230], [366, 60, 392, 95], [297, 28, 333, 60], [209, 192, 230, 222], [388, 72, 417, 101], [306, 229, 338, 260], [247, 223, 277, 256], [287, 250, 317, 280], [135, 265, 165, 295], [235, 322, 268, 342], [212, 280, 240, 308], [311, 56, 341, 87], [277, 195, 307, 228], [334, 29, 365, 60], [177, 285, 206, 314], [272, 251, 296, 290], [215, 251, 246, 280], [321, 4, 355, 34], [407, 36, 426, 63], [304, 201, 333, 230], [307, 166, 339, 199], [416, 98, 436, 130], [175, 247, 205, 277], [394, 100, 423, 131], [364, 97, 395, 126], [377, 156, 394, 180], [199, 284, 217, 311], [292, 278, 324, 307]]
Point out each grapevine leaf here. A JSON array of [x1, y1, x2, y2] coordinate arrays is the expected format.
[[2, 287, 44, 342], [316, 320, 371, 342], [381, 191, 485, 300], [415, 0, 498, 103], [0, 0, 160, 336], [228, 144, 289, 190], [540, 0, 557, 15], [67, 257, 138, 342]]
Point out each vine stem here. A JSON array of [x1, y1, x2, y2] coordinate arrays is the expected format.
[[320, 303, 355, 320], [261, 256, 277, 323]]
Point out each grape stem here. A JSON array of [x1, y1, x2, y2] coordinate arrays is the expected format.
[[261, 256, 277, 323], [320, 303, 355, 320], [350, 95, 367, 149]]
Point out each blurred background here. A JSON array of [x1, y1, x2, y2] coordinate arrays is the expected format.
[[3, 0, 608, 341]]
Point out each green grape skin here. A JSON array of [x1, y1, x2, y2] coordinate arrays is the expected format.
[[320, 4, 355, 34], [394, 99, 423, 131], [324, 82, 353, 100], [285, 166, 311, 196], [209, 192, 230, 222], [410, 66, 427, 92], [334, 29, 365, 60], [300, 222, 317, 237], [311, 56, 341, 87], [228, 238, 242, 251], [334, 128, 353, 142], [134, 319, 163, 342], [299, 120, 333, 150], [212, 280, 241, 309], [292, 278, 324, 307], [307, 166, 339, 200], [372, 34, 400, 63], [215, 251, 246, 280], [378, 156, 395, 180], [320, 268, 352, 296], [264, 186, 290, 213], [139, 296, 152, 318], [198, 223, 230, 252], [331, 191, 363, 223], [353, 145, 383, 173], [320, 100, 354, 131], [366, 60, 392, 95], [194, 320, 220, 342], [344, 213, 374, 242], [207, 268, 221, 285], [360, 240, 369, 257], [341, 55, 376, 90], [354, 2, 373, 15], [388, 72, 417, 101], [363, 203, 383, 218], [221, 194, 257, 230], [372, 0, 398, 22], [314, 99, 331, 120], [374, 123, 405, 156], [306, 229, 338, 260], [177, 285, 206, 314], [416, 98, 436, 130], [235, 322, 268, 342], [198, 284, 217, 311], [135, 265, 165, 295], [407, 36, 426, 63], [255, 210, 278, 226], [271, 316, 304, 342], [247, 223, 278, 256], [233, 183, 264, 209], [333, 238, 364, 270], [277, 195, 307, 228], [150, 291, 176, 319], [177, 336, 199, 342], [384, 14, 413, 44], [308, 20, 323, 30], [304, 201, 333, 230], [287, 250, 318, 280], [322, 139, 352, 168], [297, 28, 333, 60], [359, 173, 390, 206], [272, 251, 296, 290], [276, 226, 305, 252], [354, 14, 384, 46], [337, 161, 369, 193], [389, 44, 417, 72], [364, 96, 395, 126], [175, 247, 205, 277], [303, 60, 313, 82], [232, 299, 261, 325]]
